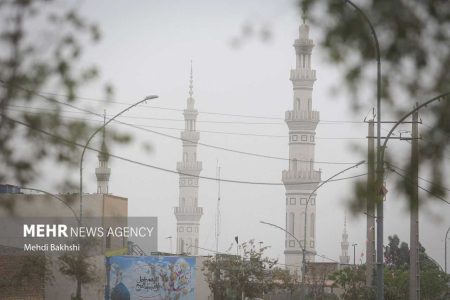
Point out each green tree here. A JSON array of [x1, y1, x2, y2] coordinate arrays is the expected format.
[[330, 236, 450, 300], [296, 0, 450, 209], [329, 265, 375, 300], [58, 237, 99, 300], [203, 240, 278, 300], [271, 267, 301, 299], [384, 235, 409, 269], [0, 0, 124, 189]]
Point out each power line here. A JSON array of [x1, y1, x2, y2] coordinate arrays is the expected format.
[[2, 113, 367, 186], [387, 166, 449, 205], [6, 87, 365, 124], [6, 86, 364, 165], [8, 103, 366, 126], [7, 107, 367, 140], [388, 163, 450, 192]]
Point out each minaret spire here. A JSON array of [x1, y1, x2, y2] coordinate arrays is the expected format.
[[283, 17, 320, 275], [187, 60, 195, 110], [340, 212, 350, 264], [175, 63, 203, 255], [95, 110, 111, 194]]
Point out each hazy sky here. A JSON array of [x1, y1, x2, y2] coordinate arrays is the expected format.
[[32, 0, 448, 268]]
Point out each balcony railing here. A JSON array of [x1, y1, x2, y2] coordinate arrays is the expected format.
[[285, 110, 319, 122]]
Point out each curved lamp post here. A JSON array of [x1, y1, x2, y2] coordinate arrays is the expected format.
[[301, 160, 365, 298], [445, 226, 450, 273], [340, 1, 383, 297], [20, 186, 80, 224], [79, 95, 159, 223]]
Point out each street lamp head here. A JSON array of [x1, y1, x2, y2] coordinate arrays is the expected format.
[[144, 95, 159, 102], [356, 160, 365, 166]]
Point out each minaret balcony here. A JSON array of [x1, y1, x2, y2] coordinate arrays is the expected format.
[[282, 169, 321, 183], [290, 69, 316, 81], [176, 161, 202, 172], [181, 131, 200, 142], [174, 206, 203, 216], [285, 110, 319, 122]]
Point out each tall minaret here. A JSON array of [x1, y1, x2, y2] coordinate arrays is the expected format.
[[95, 112, 111, 194], [282, 15, 321, 274], [174, 63, 203, 255], [340, 214, 350, 264]]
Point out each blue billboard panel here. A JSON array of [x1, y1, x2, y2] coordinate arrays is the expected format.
[[106, 256, 196, 300]]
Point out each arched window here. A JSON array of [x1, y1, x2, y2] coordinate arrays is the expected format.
[[310, 213, 315, 238]]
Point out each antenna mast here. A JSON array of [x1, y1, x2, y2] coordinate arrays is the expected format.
[[215, 160, 221, 253]]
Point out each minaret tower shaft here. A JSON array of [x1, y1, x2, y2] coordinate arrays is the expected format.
[[282, 16, 321, 274], [340, 214, 350, 264], [175, 63, 203, 255], [96, 112, 111, 194]]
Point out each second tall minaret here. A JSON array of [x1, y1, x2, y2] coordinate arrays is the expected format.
[[282, 17, 321, 274], [174, 64, 203, 255]]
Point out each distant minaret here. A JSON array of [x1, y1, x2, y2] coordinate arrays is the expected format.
[[95, 112, 111, 194], [174, 63, 203, 255], [340, 214, 350, 264], [282, 14, 321, 275]]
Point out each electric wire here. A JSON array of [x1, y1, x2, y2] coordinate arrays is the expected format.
[[7, 106, 367, 140], [2, 84, 364, 165], [2, 113, 368, 186], [387, 166, 449, 205], [388, 163, 450, 192]]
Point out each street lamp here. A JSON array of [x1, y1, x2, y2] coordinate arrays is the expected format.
[[301, 160, 365, 298], [340, 1, 383, 297], [19, 186, 80, 224], [79, 95, 158, 223]]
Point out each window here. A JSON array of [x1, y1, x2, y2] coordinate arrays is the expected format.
[[310, 241, 315, 248], [179, 227, 184, 232], [289, 240, 295, 247], [290, 198, 296, 205], [188, 179, 192, 185], [311, 199, 315, 205], [310, 213, 315, 238], [187, 227, 192, 232], [301, 135, 307, 141], [310, 135, 314, 142], [292, 135, 298, 141], [300, 198, 306, 205], [289, 212, 295, 235], [183, 152, 188, 162]]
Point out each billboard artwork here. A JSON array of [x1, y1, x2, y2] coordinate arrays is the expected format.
[[106, 256, 196, 300]]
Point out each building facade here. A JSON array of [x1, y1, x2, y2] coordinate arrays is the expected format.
[[282, 18, 321, 274], [174, 66, 203, 255]]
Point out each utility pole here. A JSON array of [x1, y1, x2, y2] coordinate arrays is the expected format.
[[215, 161, 221, 253], [352, 243, 358, 265], [409, 104, 420, 300], [367, 119, 376, 286]]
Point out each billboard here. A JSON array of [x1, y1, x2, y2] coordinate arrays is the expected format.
[[106, 256, 196, 300]]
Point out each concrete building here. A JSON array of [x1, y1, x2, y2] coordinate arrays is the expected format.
[[174, 65, 203, 255], [0, 135, 128, 300], [282, 17, 321, 275]]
